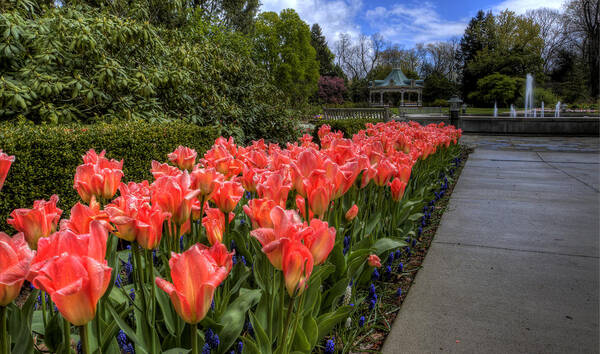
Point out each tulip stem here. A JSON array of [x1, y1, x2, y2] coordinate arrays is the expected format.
[[0, 305, 8, 354], [63, 317, 71, 353], [79, 324, 90, 354], [190, 323, 198, 354], [279, 295, 296, 354], [41, 291, 48, 328]]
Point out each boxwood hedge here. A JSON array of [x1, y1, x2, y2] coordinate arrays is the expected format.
[[0, 121, 220, 230]]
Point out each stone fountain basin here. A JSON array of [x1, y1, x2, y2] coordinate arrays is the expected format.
[[405, 116, 600, 136]]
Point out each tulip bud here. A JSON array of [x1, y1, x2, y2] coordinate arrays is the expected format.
[[0, 150, 15, 192], [345, 204, 358, 221], [367, 254, 381, 268]]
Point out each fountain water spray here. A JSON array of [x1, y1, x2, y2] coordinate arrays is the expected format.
[[524, 74, 534, 117], [494, 102, 498, 118], [555, 101, 561, 117], [510, 104, 516, 118], [541, 101, 544, 118]]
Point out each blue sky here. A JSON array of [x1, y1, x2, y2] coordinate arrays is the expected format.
[[260, 0, 564, 47]]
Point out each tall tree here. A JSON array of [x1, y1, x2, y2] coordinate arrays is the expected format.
[[563, 0, 599, 98], [334, 33, 384, 80], [457, 10, 496, 99], [310, 24, 335, 76], [254, 9, 319, 106], [525, 8, 566, 74]]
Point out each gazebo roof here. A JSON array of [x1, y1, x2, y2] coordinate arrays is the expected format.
[[370, 68, 424, 88]]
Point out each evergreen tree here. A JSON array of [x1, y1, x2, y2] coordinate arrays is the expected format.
[[310, 24, 335, 76]]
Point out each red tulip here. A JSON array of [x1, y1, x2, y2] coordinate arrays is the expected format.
[[345, 204, 358, 221], [155, 243, 231, 324], [151, 172, 201, 226], [74, 149, 123, 203], [151, 161, 182, 180], [389, 178, 407, 202], [281, 238, 313, 296], [240, 166, 259, 193], [32, 254, 111, 325], [243, 198, 277, 229], [367, 254, 381, 268], [8, 195, 62, 250], [303, 219, 336, 265], [211, 180, 244, 213], [190, 167, 223, 198], [0, 232, 33, 306], [168, 146, 197, 171], [0, 150, 15, 192], [251, 206, 304, 270], [295, 195, 313, 221], [202, 207, 234, 245]]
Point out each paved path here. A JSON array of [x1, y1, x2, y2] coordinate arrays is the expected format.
[[383, 136, 599, 353]]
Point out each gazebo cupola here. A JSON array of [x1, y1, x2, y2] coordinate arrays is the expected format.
[[368, 67, 424, 107]]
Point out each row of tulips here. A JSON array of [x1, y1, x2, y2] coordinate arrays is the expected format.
[[0, 121, 461, 354]]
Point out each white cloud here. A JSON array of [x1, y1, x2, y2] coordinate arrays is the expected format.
[[364, 2, 468, 44], [491, 0, 564, 14], [259, 0, 363, 46]]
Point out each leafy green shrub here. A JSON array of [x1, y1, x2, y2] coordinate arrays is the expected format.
[[0, 121, 220, 230], [432, 98, 449, 107], [310, 118, 383, 142], [0, 4, 296, 143]]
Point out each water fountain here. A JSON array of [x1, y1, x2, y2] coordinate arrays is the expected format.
[[524, 73, 534, 117], [555, 101, 561, 117], [493, 102, 498, 118], [510, 104, 516, 118], [541, 101, 544, 118]]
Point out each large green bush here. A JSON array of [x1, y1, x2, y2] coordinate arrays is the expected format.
[[0, 4, 297, 143], [0, 121, 220, 230], [311, 118, 383, 142]]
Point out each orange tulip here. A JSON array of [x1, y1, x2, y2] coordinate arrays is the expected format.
[[168, 146, 197, 171], [134, 203, 168, 250], [29, 221, 109, 281], [243, 198, 277, 229], [345, 204, 358, 221], [32, 254, 111, 326], [190, 167, 223, 198], [105, 195, 139, 241], [8, 194, 62, 250], [256, 173, 291, 208], [211, 180, 244, 213], [155, 243, 231, 324], [295, 195, 313, 221], [251, 206, 304, 270], [202, 207, 234, 245], [74, 149, 123, 203], [0, 232, 33, 306], [281, 239, 313, 296], [397, 164, 412, 184], [60, 200, 111, 235], [389, 178, 407, 202], [303, 219, 336, 265], [372, 159, 396, 186], [367, 254, 381, 268], [0, 150, 15, 192], [151, 161, 182, 180], [151, 172, 201, 226]]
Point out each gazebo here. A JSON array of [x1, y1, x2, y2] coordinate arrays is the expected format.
[[368, 67, 424, 107]]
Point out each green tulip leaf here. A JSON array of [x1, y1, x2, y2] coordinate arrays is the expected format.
[[217, 288, 262, 352]]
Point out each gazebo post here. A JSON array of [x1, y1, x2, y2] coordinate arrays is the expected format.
[[401, 91, 404, 107]]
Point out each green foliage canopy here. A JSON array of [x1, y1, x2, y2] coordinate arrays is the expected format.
[[0, 3, 297, 143], [254, 9, 319, 107]]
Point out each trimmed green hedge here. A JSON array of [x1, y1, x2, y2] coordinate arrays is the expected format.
[[310, 118, 383, 141], [0, 121, 221, 230]]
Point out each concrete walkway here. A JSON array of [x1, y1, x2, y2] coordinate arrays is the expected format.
[[383, 136, 599, 353]]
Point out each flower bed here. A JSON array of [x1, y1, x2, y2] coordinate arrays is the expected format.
[[0, 121, 462, 354]]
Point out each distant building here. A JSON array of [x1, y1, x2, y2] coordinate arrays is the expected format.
[[369, 67, 423, 107]]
